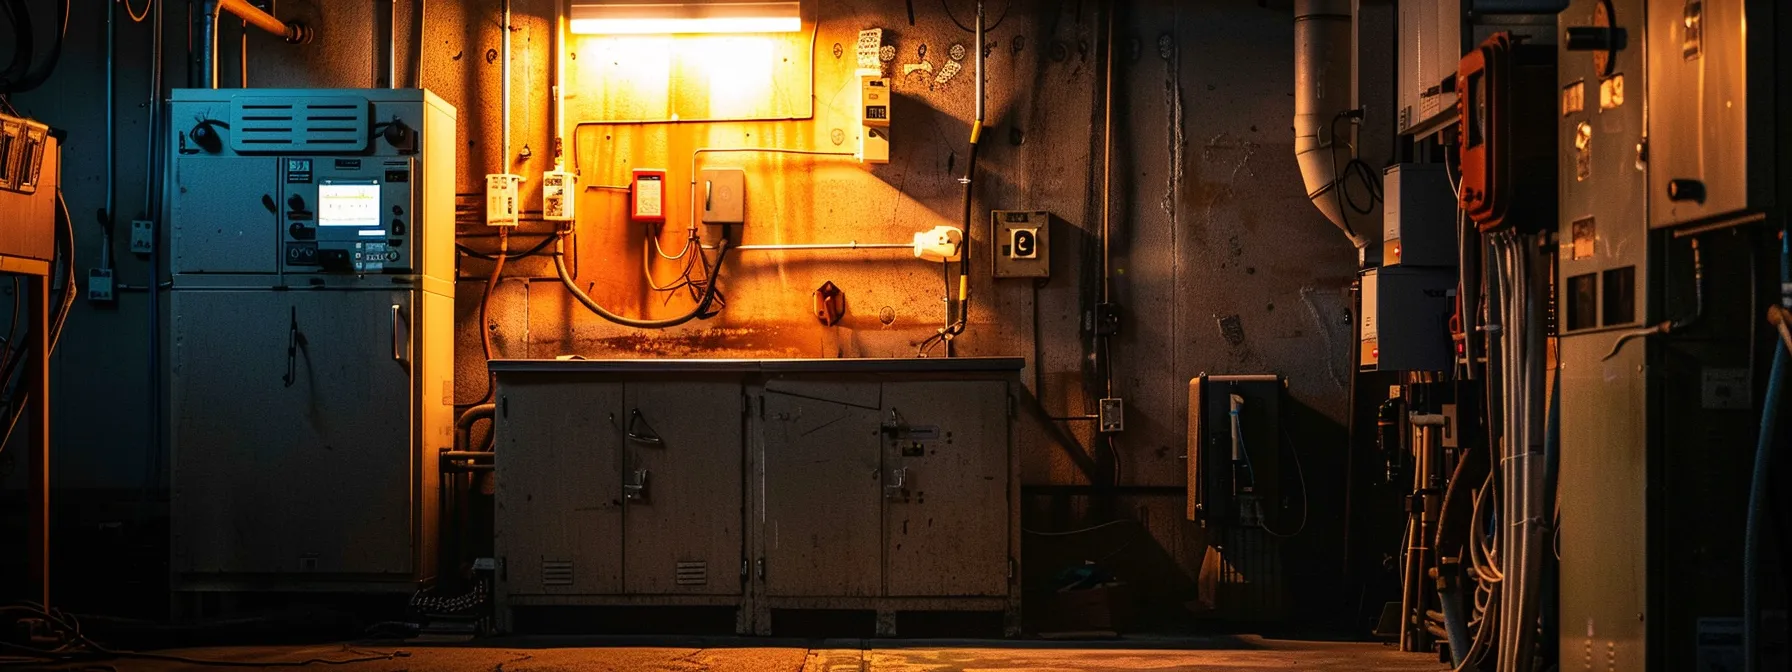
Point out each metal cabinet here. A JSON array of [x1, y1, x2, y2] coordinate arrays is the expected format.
[[621, 381, 744, 596], [493, 379, 625, 596], [880, 382, 1009, 598], [492, 359, 1021, 636], [171, 289, 437, 586]]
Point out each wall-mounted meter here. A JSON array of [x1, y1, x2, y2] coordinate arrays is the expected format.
[[859, 76, 891, 164], [485, 173, 521, 226], [990, 210, 1050, 279], [631, 169, 666, 223], [541, 169, 574, 222]]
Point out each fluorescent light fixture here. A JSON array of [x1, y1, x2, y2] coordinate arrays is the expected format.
[[570, 1, 802, 35]]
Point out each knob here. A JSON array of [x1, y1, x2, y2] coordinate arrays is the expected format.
[[1564, 27, 1627, 52], [287, 193, 307, 211], [189, 122, 223, 153], [1667, 179, 1706, 203]]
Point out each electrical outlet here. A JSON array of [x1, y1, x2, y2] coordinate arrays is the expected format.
[[991, 210, 1050, 278], [87, 269, 114, 303], [129, 220, 154, 254]]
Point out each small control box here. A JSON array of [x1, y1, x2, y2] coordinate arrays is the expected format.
[[859, 76, 891, 164], [631, 169, 667, 223], [700, 168, 745, 225], [485, 173, 520, 227], [541, 169, 574, 222], [990, 210, 1050, 279], [1360, 266, 1456, 371]]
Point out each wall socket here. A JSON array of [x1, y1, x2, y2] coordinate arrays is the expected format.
[[1099, 397, 1124, 433], [87, 268, 114, 302], [991, 210, 1050, 278], [129, 220, 154, 254]]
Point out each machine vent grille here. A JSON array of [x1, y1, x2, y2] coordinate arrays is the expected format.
[[229, 96, 370, 153], [675, 561, 708, 586], [541, 559, 574, 587]]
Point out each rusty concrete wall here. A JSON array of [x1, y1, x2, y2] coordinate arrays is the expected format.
[[8, 0, 1359, 620]]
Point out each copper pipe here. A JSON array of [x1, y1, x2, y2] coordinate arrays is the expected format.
[[201, 0, 310, 88]]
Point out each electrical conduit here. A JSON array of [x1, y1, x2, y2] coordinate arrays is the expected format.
[[199, 0, 310, 88], [1292, 0, 1367, 250], [1744, 228, 1790, 672]]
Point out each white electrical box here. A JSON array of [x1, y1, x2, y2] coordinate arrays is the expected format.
[[541, 169, 574, 222], [485, 173, 521, 227], [630, 169, 667, 223], [859, 76, 891, 164]]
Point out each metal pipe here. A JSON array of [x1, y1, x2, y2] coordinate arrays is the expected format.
[[388, 0, 398, 88], [1292, 0, 1366, 249], [106, 0, 116, 270], [554, 0, 566, 166], [718, 242, 911, 252], [414, 0, 426, 87], [501, 0, 513, 171], [200, 0, 309, 89]]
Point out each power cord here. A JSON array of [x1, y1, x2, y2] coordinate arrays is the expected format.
[[1, 603, 409, 668]]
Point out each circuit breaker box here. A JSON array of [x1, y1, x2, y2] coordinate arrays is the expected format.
[[1359, 266, 1455, 371], [166, 88, 455, 594]]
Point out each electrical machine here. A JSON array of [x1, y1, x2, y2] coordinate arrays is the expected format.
[[165, 89, 455, 595]]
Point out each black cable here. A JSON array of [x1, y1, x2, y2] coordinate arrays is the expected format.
[[1, 0, 68, 94], [554, 230, 733, 329], [0, 0, 36, 90], [454, 234, 556, 261], [942, 0, 1010, 33]]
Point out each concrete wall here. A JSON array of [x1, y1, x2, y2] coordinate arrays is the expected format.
[[6, 0, 1360, 619]]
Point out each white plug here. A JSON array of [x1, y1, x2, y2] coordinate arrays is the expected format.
[[911, 225, 963, 262]]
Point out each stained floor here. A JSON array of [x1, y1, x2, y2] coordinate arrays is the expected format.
[[81, 636, 1448, 671]]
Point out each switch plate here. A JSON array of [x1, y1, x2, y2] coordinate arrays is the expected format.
[[129, 220, 154, 254], [990, 210, 1050, 278], [1099, 397, 1124, 433], [859, 76, 891, 164], [87, 268, 114, 303], [700, 168, 745, 225]]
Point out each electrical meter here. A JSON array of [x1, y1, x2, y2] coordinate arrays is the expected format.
[[485, 173, 521, 227], [542, 169, 574, 222], [631, 169, 666, 223]]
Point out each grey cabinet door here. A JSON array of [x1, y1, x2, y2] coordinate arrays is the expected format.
[[622, 381, 744, 595], [172, 290, 414, 576], [761, 387, 883, 597], [882, 382, 1009, 597], [495, 380, 625, 595], [170, 156, 279, 274]]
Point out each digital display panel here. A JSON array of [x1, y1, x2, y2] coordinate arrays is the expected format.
[[317, 183, 382, 227]]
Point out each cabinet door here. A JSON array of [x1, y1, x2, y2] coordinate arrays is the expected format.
[[882, 382, 1009, 597], [761, 385, 883, 597], [495, 380, 624, 595], [170, 156, 279, 274], [622, 381, 743, 595], [171, 290, 414, 576]]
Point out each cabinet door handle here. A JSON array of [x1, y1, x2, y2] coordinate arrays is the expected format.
[[624, 468, 650, 501], [884, 467, 908, 500], [626, 409, 664, 445], [390, 304, 406, 362]]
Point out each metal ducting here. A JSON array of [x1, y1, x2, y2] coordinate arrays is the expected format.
[[1293, 0, 1365, 250]]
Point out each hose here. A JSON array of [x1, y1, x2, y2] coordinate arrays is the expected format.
[[553, 233, 732, 329], [455, 403, 497, 453], [1743, 228, 1789, 672]]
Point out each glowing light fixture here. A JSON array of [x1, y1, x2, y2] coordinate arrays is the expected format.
[[569, 1, 802, 35]]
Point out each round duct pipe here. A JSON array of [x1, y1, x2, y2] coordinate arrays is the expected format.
[[1292, 0, 1366, 250]]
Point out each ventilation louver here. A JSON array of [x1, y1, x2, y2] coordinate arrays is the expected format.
[[542, 559, 574, 587], [675, 560, 708, 586], [229, 96, 370, 153]]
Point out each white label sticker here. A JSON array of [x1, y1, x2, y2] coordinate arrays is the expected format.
[[856, 29, 884, 72]]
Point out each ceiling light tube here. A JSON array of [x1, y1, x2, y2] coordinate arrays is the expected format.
[[569, 1, 802, 34]]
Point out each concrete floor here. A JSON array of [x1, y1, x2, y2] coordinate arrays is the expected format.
[[93, 636, 1448, 671]]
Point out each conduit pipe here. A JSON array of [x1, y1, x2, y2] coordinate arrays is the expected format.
[[200, 0, 310, 88], [1292, 0, 1367, 250]]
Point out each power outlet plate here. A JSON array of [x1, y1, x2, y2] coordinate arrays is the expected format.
[[87, 268, 115, 303], [991, 210, 1050, 278], [1098, 397, 1124, 433], [129, 220, 154, 254]]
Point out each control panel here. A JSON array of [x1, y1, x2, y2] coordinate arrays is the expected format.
[[280, 156, 419, 273]]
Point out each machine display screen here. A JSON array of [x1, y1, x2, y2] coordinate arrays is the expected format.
[[317, 183, 382, 227]]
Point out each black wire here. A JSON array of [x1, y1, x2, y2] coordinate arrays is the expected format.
[[942, 0, 1011, 33], [455, 234, 556, 261], [1, 0, 69, 94]]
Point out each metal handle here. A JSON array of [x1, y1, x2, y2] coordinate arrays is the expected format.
[[704, 180, 713, 211], [626, 409, 664, 445], [884, 467, 908, 500], [624, 468, 649, 501], [390, 304, 405, 362]]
